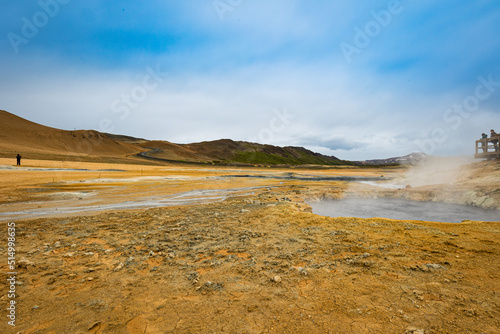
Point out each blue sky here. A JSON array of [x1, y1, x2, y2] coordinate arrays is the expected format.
[[1, 0, 500, 160]]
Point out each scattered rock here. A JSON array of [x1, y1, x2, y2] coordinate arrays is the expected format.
[[88, 322, 102, 331], [17, 258, 35, 269], [405, 327, 424, 334], [272, 275, 282, 283], [295, 267, 308, 276], [408, 263, 444, 272], [187, 272, 199, 283], [426, 263, 444, 270], [196, 281, 224, 293], [114, 263, 124, 272]]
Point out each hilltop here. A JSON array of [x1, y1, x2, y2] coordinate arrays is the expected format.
[[0, 110, 143, 160]]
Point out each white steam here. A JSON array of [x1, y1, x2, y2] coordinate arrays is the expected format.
[[398, 155, 476, 187]]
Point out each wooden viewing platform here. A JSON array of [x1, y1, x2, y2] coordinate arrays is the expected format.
[[475, 134, 500, 159]]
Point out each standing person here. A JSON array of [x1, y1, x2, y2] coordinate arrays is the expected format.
[[491, 129, 498, 151], [16, 154, 21, 166], [481, 133, 488, 152]]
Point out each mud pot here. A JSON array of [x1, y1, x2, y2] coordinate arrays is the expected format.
[[309, 198, 500, 223]]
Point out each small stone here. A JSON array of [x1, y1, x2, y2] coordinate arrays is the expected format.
[[63, 252, 74, 257], [84, 252, 94, 256], [114, 263, 124, 272], [426, 263, 443, 270], [83, 268, 95, 273], [272, 275, 282, 283], [148, 251, 156, 257], [71, 244, 77, 248], [87, 277, 94, 281], [405, 327, 424, 334], [32, 305, 39, 310], [17, 258, 35, 269]]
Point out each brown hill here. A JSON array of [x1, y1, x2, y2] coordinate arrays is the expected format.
[[0, 110, 143, 158], [0, 110, 351, 166]]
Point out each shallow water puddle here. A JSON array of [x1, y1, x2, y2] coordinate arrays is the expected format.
[[0, 186, 266, 221], [309, 198, 500, 223]]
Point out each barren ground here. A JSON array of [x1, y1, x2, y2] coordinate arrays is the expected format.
[[0, 158, 499, 334]]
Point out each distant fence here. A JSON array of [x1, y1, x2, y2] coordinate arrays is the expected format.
[[475, 134, 500, 159]]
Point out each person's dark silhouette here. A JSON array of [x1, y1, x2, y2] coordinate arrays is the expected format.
[[16, 154, 21, 166]]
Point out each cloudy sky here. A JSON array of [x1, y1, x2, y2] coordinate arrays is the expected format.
[[1, 1, 500, 160]]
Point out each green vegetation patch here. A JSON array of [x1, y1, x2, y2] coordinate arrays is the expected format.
[[231, 150, 348, 165]]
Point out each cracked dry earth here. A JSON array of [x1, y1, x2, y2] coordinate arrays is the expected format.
[[1, 190, 499, 334]]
